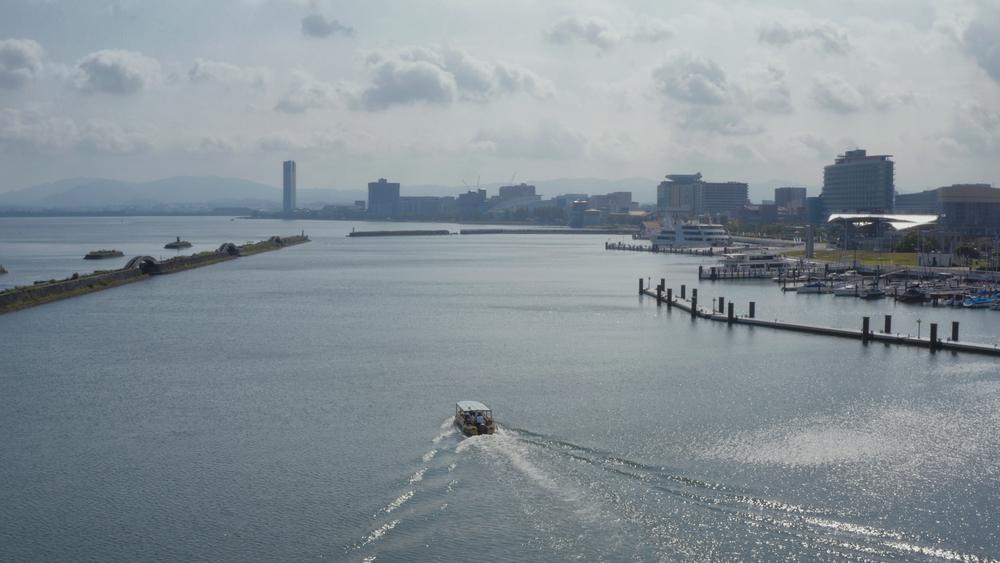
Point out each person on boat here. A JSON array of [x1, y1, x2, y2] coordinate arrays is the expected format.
[[475, 412, 487, 434]]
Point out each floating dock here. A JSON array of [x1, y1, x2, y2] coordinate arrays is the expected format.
[[639, 278, 1000, 358], [605, 241, 718, 256]]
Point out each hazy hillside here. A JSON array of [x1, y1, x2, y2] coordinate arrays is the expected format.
[[0, 175, 662, 211]]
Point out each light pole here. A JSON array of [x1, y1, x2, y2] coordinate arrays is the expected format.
[[917, 318, 922, 339]]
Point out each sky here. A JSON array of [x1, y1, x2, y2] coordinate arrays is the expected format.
[[0, 0, 998, 201]]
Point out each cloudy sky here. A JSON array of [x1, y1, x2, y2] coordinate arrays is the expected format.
[[0, 0, 998, 200]]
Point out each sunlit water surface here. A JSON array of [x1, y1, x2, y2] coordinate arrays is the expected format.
[[1, 217, 998, 561]]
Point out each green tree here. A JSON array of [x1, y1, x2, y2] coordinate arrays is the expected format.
[[895, 231, 937, 252]]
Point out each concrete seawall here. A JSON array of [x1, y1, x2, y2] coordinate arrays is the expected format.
[[0, 234, 310, 315]]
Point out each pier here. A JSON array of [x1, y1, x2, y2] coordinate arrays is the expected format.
[[638, 278, 1000, 357], [605, 241, 717, 256], [0, 234, 310, 315]]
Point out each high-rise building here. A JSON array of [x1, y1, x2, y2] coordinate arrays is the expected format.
[[821, 149, 894, 213], [806, 196, 825, 225], [498, 183, 536, 200], [774, 187, 807, 210], [656, 173, 747, 219], [367, 178, 401, 218], [894, 189, 942, 214], [657, 174, 702, 216], [938, 184, 1000, 235], [700, 182, 748, 217], [282, 160, 296, 214]]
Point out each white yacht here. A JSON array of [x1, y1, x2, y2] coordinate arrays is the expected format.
[[652, 220, 731, 248], [720, 252, 790, 271]]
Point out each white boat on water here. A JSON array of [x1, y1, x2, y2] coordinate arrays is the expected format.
[[720, 252, 791, 271], [832, 284, 860, 297], [796, 281, 830, 294], [653, 218, 731, 248]]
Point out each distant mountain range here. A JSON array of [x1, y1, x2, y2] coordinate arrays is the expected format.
[[0, 175, 662, 212]]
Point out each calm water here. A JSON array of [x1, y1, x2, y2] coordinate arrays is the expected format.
[[1, 217, 999, 561]]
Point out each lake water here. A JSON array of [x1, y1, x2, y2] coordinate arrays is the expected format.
[[1, 216, 999, 561]]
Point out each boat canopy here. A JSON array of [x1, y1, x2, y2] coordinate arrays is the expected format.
[[456, 400, 490, 413]]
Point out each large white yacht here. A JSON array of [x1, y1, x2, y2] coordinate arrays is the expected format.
[[652, 219, 731, 248]]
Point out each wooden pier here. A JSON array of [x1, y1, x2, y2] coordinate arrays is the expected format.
[[605, 241, 718, 257], [638, 278, 1000, 357]]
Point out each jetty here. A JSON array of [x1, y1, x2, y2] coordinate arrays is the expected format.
[[605, 241, 718, 256], [347, 228, 637, 237], [638, 278, 1000, 358], [0, 234, 310, 315], [347, 229, 451, 237]]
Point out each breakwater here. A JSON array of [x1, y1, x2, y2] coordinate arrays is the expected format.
[[347, 228, 637, 237], [460, 228, 635, 235], [0, 234, 309, 315], [347, 230, 451, 237], [640, 278, 1000, 357]]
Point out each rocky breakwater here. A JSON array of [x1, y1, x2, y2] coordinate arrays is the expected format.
[[0, 234, 310, 315]]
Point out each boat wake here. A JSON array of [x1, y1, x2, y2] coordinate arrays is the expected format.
[[350, 420, 994, 561], [460, 426, 994, 562]]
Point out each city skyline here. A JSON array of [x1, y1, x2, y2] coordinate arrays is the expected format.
[[0, 0, 998, 196]]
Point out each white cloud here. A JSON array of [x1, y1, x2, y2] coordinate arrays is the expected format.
[[652, 50, 729, 105], [676, 108, 763, 136], [810, 73, 865, 113], [354, 46, 552, 111], [472, 120, 588, 160], [0, 108, 149, 153], [939, 101, 999, 155], [275, 70, 341, 113], [301, 13, 354, 38], [546, 15, 622, 50], [0, 38, 45, 89], [747, 65, 792, 114], [256, 130, 345, 152], [75, 49, 161, 95], [758, 18, 850, 54], [962, 8, 1000, 85], [631, 19, 674, 43], [545, 15, 673, 50], [188, 58, 269, 88], [810, 73, 914, 114]]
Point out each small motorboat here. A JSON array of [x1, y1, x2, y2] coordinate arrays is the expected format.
[[454, 401, 496, 436], [796, 281, 829, 294], [896, 287, 927, 303], [963, 293, 999, 309], [832, 284, 859, 297], [858, 288, 886, 300]]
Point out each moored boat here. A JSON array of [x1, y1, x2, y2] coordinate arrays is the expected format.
[[164, 236, 192, 249], [963, 292, 1000, 309], [896, 287, 927, 303], [832, 284, 859, 297], [796, 281, 829, 294], [84, 249, 124, 259], [652, 218, 731, 248], [858, 288, 886, 300], [454, 401, 496, 436]]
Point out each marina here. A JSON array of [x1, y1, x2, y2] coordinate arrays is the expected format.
[[640, 278, 1000, 357]]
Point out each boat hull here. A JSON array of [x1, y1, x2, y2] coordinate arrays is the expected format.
[[454, 418, 496, 436]]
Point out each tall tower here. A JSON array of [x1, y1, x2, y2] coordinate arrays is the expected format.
[[282, 160, 296, 215]]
